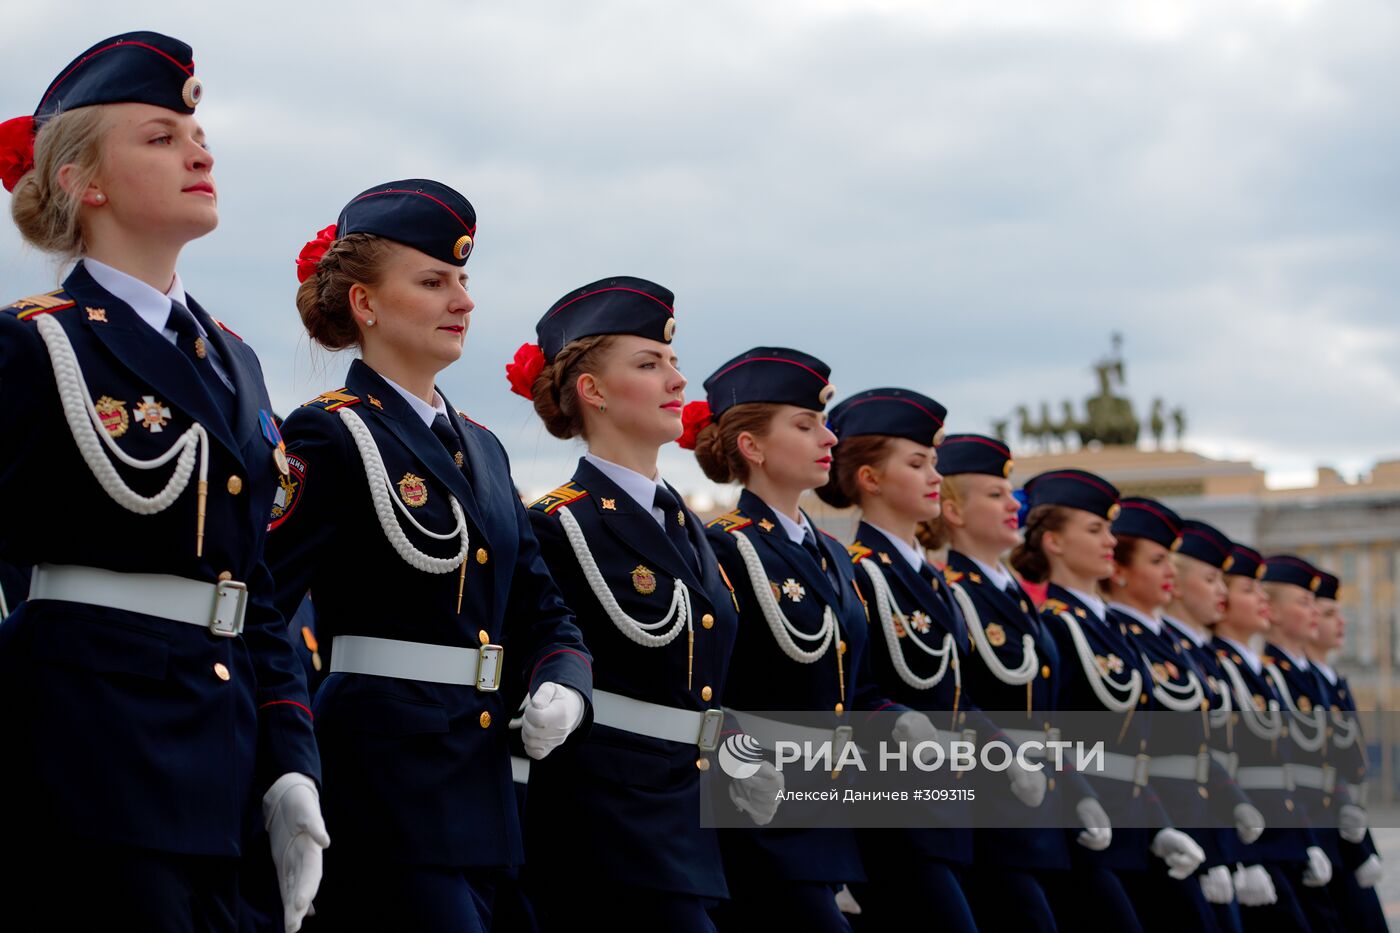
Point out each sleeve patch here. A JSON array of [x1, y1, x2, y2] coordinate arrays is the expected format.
[[529, 482, 588, 514], [268, 453, 307, 531]]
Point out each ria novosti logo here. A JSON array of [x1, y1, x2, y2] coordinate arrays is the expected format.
[[718, 733, 765, 779]]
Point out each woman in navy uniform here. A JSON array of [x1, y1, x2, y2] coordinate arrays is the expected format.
[[815, 392, 1048, 932], [507, 279, 779, 931], [1106, 506, 1261, 932], [689, 349, 917, 931], [1009, 471, 1208, 932], [927, 433, 1113, 931], [1213, 545, 1329, 930], [268, 182, 593, 931], [1309, 571, 1387, 931], [0, 32, 324, 931]]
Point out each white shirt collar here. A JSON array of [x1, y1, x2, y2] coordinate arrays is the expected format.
[[1314, 660, 1337, 685], [1110, 601, 1161, 635], [1065, 586, 1108, 623], [771, 507, 811, 546], [865, 522, 924, 572], [84, 258, 190, 335], [378, 373, 448, 428], [1163, 613, 1208, 648], [1273, 643, 1311, 671], [1219, 635, 1262, 675], [968, 555, 1016, 592], [584, 453, 667, 525]]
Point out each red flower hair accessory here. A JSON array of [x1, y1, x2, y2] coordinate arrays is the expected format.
[[506, 342, 547, 400], [677, 399, 713, 449], [295, 223, 338, 283], [0, 116, 37, 193]]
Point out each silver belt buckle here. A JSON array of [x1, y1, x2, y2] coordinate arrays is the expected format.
[[1134, 753, 1151, 787], [210, 580, 248, 637], [697, 708, 724, 753], [476, 644, 503, 692]]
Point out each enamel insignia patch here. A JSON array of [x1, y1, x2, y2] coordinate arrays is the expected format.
[[95, 396, 129, 437], [268, 454, 307, 530], [985, 623, 1006, 647], [781, 578, 806, 603], [1096, 653, 1125, 676], [398, 473, 429, 508], [133, 395, 171, 432], [908, 610, 932, 634], [632, 565, 657, 595]]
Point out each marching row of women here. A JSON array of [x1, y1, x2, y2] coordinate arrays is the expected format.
[[0, 30, 1385, 933]]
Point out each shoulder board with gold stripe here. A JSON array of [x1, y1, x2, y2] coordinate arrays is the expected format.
[[1042, 598, 1068, 615], [1261, 655, 1276, 666], [529, 482, 588, 514], [706, 509, 751, 533], [212, 318, 243, 341], [6, 290, 76, 319], [847, 541, 873, 563], [944, 570, 966, 584], [457, 409, 488, 431], [301, 388, 361, 411]]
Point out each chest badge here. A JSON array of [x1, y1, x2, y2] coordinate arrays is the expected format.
[[133, 395, 172, 432], [758, 518, 775, 532], [95, 396, 129, 437], [908, 610, 932, 634], [1096, 653, 1125, 676], [601, 498, 617, 511], [985, 622, 1006, 647], [398, 472, 429, 508], [631, 565, 657, 595], [781, 578, 806, 603], [85, 306, 107, 322]]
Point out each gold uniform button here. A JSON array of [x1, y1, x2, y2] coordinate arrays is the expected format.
[[701, 613, 715, 629], [479, 630, 490, 645], [213, 662, 230, 682], [701, 685, 713, 701], [217, 571, 233, 582], [479, 711, 492, 729], [835, 703, 844, 714], [696, 758, 710, 771], [838, 640, 847, 655], [1041, 665, 1052, 680], [226, 475, 243, 495], [476, 548, 488, 564]]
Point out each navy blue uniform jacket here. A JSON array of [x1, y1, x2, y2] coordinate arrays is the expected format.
[[524, 458, 739, 899], [0, 263, 318, 857], [265, 359, 592, 868]]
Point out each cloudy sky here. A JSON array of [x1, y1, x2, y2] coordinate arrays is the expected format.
[[4, 1, 1397, 501]]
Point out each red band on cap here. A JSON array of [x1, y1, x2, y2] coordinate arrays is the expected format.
[[941, 434, 1010, 456], [39, 40, 194, 112], [349, 188, 476, 234], [1121, 501, 1182, 537], [1181, 526, 1228, 556], [840, 394, 945, 427], [547, 286, 674, 319], [711, 355, 829, 385], [1035, 470, 1118, 498]]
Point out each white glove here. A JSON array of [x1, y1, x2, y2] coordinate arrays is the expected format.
[[521, 682, 585, 760], [835, 884, 863, 915], [1355, 853, 1384, 889], [1200, 864, 1234, 904], [263, 772, 331, 933], [1338, 804, 1368, 845], [1233, 803, 1265, 844], [1151, 828, 1207, 880], [892, 711, 940, 766], [1301, 845, 1333, 887], [1007, 756, 1047, 808], [729, 760, 785, 825], [1075, 797, 1112, 851], [1233, 864, 1278, 907]]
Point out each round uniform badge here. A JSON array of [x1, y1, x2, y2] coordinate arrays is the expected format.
[[663, 317, 676, 342], [985, 623, 1007, 647], [453, 234, 473, 261], [818, 384, 836, 407], [1107, 502, 1122, 521], [95, 395, 129, 437], [182, 76, 203, 109], [1003, 459, 1014, 478], [631, 565, 657, 595], [398, 472, 429, 508], [274, 446, 290, 477]]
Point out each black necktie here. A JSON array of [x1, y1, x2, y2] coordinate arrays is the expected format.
[[803, 528, 843, 591], [653, 485, 699, 575], [430, 414, 466, 471], [167, 300, 234, 413]]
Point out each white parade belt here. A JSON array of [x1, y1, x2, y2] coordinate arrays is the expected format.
[[593, 690, 725, 752], [726, 708, 856, 756], [1290, 763, 1337, 794], [29, 563, 248, 637], [1093, 750, 1152, 786], [1148, 752, 1211, 783], [1002, 726, 1062, 756], [510, 755, 531, 784], [330, 634, 502, 691], [1235, 765, 1293, 791], [1211, 749, 1239, 778]]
